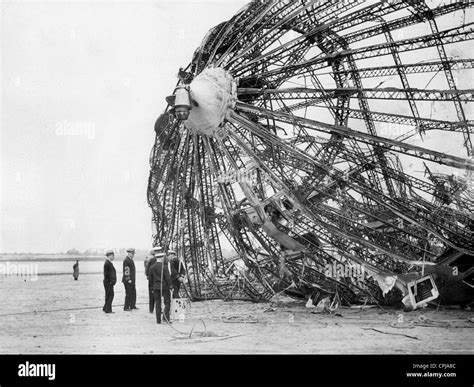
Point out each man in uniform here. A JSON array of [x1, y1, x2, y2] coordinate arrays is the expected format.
[[148, 252, 172, 324], [103, 250, 116, 313], [145, 246, 164, 313], [144, 253, 155, 313], [168, 251, 186, 299], [73, 260, 79, 280], [122, 248, 137, 311]]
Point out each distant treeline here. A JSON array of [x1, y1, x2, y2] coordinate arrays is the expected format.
[[0, 255, 105, 262]]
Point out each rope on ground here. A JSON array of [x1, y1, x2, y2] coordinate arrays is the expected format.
[[188, 318, 207, 338], [165, 316, 248, 343], [389, 321, 416, 329], [362, 327, 419, 340], [413, 316, 452, 328], [170, 333, 246, 343], [161, 314, 191, 336], [219, 315, 259, 324]]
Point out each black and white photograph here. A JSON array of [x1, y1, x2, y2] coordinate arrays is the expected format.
[[1, 0, 473, 384]]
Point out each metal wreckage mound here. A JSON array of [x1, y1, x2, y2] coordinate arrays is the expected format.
[[148, 0, 474, 311]]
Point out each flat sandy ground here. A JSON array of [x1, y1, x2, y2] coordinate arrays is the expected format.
[[0, 273, 473, 354]]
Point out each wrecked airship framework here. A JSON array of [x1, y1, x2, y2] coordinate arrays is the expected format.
[[148, 0, 474, 309]]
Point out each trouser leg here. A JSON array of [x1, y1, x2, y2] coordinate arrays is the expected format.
[[124, 283, 131, 309], [131, 284, 137, 308], [103, 281, 107, 311], [163, 288, 171, 322], [149, 282, 154, 313], [153, 290, 162, 323], [104, 282, 114, 312], [132, 282, 137, 308], [109, 286, 114, 311]]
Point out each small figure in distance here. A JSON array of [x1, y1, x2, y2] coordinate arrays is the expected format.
[[73, 260, 79, 281]]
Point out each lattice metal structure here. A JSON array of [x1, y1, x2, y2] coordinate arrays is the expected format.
[[147, 0, 474, 303]]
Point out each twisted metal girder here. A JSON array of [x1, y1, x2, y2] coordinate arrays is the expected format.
[[148, 0, 474, 303]]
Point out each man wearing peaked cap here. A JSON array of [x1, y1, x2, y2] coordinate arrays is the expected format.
[[122, 248, 137, 311], [103, 250, 116, 313], [148, 251, 172, 324], [145, 246, 163, 313]]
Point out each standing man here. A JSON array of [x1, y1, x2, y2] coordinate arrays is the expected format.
[[145, 253, 155, 313], [168, 251, 186, 299], [103, 250, 116, 313], [73, 260, 79, 281], [146, 246, 163, 313], [148, 252, 172, 324], [144, 255, 150, 275], [122, 248, 137, 311]]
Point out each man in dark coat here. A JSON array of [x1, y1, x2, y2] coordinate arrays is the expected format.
[[148, 253, 172, 324], [103, 250, 116, 313], [122, 248, 137, 311], [73, 260, 79, 280], [145, 254, 155, 313], [145, 246, 164, 313], [168, 251, 186, 299]]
